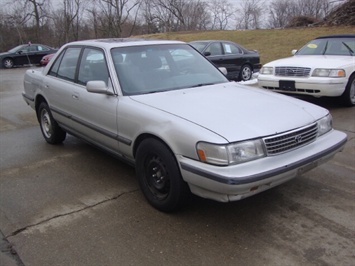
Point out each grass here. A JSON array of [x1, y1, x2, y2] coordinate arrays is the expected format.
[[137, 26, 355, 64]]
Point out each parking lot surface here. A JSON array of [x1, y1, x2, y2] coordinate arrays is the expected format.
[[0, 68, 354, 266]]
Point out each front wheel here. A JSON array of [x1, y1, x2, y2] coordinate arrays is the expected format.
[[3, 58, 14, 69], [340, 75, 355, 107], [136, 138, 190, 212], [37, 102, 66, 144], [239, 65, 252, 81]]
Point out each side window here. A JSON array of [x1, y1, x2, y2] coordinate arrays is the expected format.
[[206, 43, 222, 56], [223, 43, 242, 54], [56, 47, 81, 82], [48, 51, 65, 77], [37, 45, 48, 51], [29, 45, 38, 52], [78, 48, 108, 85]]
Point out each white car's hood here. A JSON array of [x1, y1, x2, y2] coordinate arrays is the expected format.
[[266, 55, 355, 68], [131, 82, 327, 142]]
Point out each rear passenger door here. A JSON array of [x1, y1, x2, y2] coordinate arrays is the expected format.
[[221, 42, 243, 80], [44, 46, 120, 152]]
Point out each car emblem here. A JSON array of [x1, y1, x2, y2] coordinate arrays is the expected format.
[[295, 135, 303, 143], [286, 68, 295, 74]]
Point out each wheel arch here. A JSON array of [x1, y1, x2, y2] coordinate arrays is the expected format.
[[348, 70, 355, 81], [133, 133, 174, 160], [35, 94, 48, 120]]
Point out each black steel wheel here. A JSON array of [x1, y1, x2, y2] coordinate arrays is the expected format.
[[37, 102, 66, 144], [136, 138, 189, 212]]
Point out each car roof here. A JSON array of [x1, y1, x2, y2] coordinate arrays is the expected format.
[[189, 40, 233, 43], [315, 34, 355, 39], [64, 38, 185, 49]]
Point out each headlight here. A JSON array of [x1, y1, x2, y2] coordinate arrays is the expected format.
[[260, 66, 273, 75], [197, 139, 266, 166], [312, 69, 345, 77], [317, 114, 332, 136]]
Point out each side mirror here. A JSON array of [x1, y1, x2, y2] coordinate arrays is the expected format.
[[18, 50, 23, 54], [292, 49, 298, 55], [86, 80, 114, 95], [219, 67, 227, 76], [204, 51, 211, 56]]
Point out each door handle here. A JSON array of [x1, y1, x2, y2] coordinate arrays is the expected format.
[[72, 92, 79, 100]]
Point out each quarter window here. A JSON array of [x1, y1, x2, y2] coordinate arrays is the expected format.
[[223, 43, 242, 54]]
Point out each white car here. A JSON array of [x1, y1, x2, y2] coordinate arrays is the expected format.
[[258, 34, 355, 106], [22, 39, 347, 212]]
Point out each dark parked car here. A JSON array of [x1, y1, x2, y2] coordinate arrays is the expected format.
[[0, 43, 57, 68], [189, 40, 261, 81]]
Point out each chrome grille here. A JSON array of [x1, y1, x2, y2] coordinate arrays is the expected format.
[[275, 66, 311, 77], [263, 123, 318, 155]]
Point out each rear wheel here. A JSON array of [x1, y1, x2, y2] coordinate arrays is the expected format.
[[239, 64, 252, 81], [136, 138, 190, 212], [340, 75, 355, 107], [37, 102, 66, 144], [3, 58, 14, 69]]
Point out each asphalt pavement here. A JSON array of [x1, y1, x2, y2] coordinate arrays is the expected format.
[[0, 67, 354, 266]]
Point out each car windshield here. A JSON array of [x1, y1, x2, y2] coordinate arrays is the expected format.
[[111, 44, 228, 95], [8, 45, 26, 53], [296, 37, 355, 56]]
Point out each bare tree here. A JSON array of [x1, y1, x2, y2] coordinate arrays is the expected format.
[[236, 0, 264, 29], [267, 0, 299, 28], [209, 0, 235, 30], [8, 0, 52, 42], [93, 0, 143, 38], [297, 0, 332, 19], [143, 0, 210, 32], [267, 0, 333, 28], [62, 0, 83, 42]]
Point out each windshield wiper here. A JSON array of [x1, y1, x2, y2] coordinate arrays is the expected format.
[[190, 83, 216, 88], [342, 42, 354, 55]]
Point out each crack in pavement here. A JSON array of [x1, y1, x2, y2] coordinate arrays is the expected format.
[[5, 188, 139, 239]]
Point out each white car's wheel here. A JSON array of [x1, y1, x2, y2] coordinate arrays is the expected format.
[[341, 75, 355, 107]]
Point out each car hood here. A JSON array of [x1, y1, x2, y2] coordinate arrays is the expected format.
[[131, 82, 327, 142], [0, 52, 11, 57], [265, 55, 355, 68]]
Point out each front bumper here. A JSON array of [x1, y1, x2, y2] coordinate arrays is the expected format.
[[178, 129, 347, 202], [258, 75, 348, 97]]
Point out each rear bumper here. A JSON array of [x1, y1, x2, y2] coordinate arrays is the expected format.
[[178, 129, 347, 202]]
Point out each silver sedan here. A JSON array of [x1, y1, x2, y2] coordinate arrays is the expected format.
[[22, 39, 347, 212]]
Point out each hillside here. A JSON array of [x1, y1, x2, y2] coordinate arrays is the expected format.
[[139, 26, 355, 64]]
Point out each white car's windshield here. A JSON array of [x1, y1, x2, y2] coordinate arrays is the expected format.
[[111, 44, 228, 95], [296, 37, 355, 56]]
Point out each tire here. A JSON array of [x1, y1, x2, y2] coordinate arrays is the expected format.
[[37, 102, 66, 144], [239, 64, 252, 81], [340, 75, 355, 107], [3, 58, 14, 69], [136, 138, 190, 212]]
